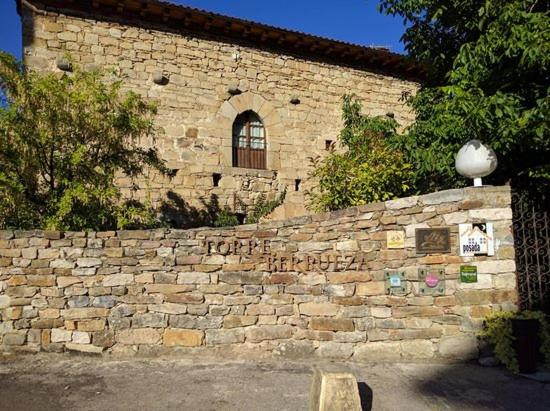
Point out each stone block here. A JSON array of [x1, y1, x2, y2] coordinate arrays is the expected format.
[[205, 328, 245, 345], [353, 341, 402, 361], [93, 330, 115, 348], [116, 328, 162, 345], [245, 325, 293, 342], [132, 312, 167, 328], [93, 296, 116, 308], [400, 340, 435, 359], [62, 308, 110, 319], [72, 331, 91, 344], [223, 315, 257, 329], [355, 282, 385, 296], [103, 274, 134, 286], [77, 319, 106, 332], [149, 303, 187, 315], [300, 302, 339, 317], [316, 343, 354, 360], [438, 335, 478, 360], [77, 258, 102, 267], [51, 328, 72, 343], [309, 369, 361, 411], [177, 272, 210, 284], [163, 329, 204, 347], [310, 318, 354, 332], [65, 343, 103, 354], [3, 332, 26, 345]]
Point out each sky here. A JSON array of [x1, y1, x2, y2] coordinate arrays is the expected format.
[[0, 0, 407, 59]]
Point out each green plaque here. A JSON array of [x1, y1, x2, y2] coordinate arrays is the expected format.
[[385, 270, 407, 295], [460, 265, 478, 283]]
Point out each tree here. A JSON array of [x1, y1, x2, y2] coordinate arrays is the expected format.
[[307, 95, 413, 212], [0, 53, 169, 230], [379, 0, 550, 196]]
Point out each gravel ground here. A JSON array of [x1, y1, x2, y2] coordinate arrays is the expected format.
[[0, 354, 549, 411]]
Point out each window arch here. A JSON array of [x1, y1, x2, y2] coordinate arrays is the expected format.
[[232, 111, 266, 169]]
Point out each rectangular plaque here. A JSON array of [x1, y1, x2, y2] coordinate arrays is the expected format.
[[460, 265, 478, 283], [386, 231, 405, 249], [415, 228, 451, 254], [418, 267, 446, 296], [385, 270, 407, 295], [459, 223, 495, 256]]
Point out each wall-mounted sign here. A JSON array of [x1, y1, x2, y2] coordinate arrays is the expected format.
[[415, 228, 451, 254], [459, 223, 494, 256], [418, 267, 446, 295], [385, 270, 407, 295], [386, 231, 405, 249], [460, 265, 478, 283]]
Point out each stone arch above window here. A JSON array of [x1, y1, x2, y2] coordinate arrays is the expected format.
[[233, 111, 266, 169], [215, 92, 283, 170]]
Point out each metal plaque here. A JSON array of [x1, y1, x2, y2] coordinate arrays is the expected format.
[[415, 228, 451, 254], [385, 270, 407, 295], [460, 265, 478, 283], [418, 267, 446, 295]]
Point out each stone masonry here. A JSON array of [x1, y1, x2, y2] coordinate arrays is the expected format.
[[19, 1, 420, 219], [0, 186, 517, 361]]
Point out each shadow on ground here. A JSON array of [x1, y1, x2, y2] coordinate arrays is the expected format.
[[1, 355, 549, 411]]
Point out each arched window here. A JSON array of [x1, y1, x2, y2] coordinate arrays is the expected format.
[[232, 111, 266, 169]]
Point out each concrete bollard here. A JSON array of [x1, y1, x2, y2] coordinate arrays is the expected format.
[[309, 368, 362, 411]]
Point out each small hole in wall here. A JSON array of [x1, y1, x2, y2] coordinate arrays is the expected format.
[[213, 173, 222, 187], [235, 213, 246, 225], [295, 179, 302, 191], [325, 140, 334, 150]]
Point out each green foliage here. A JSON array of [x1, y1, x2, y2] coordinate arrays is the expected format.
[[213, 206, 240, 227], [480, 310, 550, 372], [246, 189, 287, 224], [379, 0, 550, 195], [0, 53, 169, 230], [307, 95, 412, 212]]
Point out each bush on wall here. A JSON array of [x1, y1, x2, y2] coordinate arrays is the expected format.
[[307, 94, 413, 212], [0, 53, 170, 231]]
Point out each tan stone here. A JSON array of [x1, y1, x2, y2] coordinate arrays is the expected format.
[[163, 329, 204, 347], [116, 328, 162, 345], [310, 318, 354, 332], [309, 370, 361, 411], [355, 282, 385, 296], [245, 325, 293, 342], [299, 302, 340, 317], [77, 319, 106, 332], [223, 315, 257, 329], [61, 308, 110, 319]]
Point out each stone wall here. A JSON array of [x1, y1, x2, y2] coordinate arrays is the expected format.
[[20, 4, 420, 219], [0, 186, 517, 361]]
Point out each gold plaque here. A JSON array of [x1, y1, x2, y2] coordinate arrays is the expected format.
[[386, 231, 405, 249]]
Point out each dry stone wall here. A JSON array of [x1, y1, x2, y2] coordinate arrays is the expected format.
[[21, 6, 419, 219], [0, 186, 516, 361]]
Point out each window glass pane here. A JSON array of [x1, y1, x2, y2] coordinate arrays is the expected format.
[[251, 137, 265, 149], [251, 126, 262, 138], [238, 135, 247, 147]]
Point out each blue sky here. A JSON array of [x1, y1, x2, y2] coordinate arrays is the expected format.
[[0, 0, 406, 59]]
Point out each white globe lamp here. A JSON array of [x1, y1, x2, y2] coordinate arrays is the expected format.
[[455, 140, 498, 187]]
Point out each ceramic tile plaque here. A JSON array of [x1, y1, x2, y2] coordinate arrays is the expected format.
[[415, 228, 451, 254], [385, 270, 407, 295], [386, 231, 405, 249], [418, 267, 446, 296], [459, 223, 494, 256], [460, 265, 478, 283]]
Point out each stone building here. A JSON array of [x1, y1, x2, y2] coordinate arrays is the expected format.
[[17, 0, 423, 222]]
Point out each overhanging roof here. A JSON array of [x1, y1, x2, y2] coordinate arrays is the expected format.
[[17, 0, 425, 80]]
